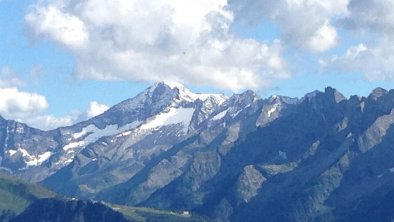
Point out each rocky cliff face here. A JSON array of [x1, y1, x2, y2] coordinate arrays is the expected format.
[[193, 87, 394, 222], [2, 83, 394, 221]]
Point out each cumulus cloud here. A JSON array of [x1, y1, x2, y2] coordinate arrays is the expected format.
[[86, 101, 109, 119], [341, 0, 394, 34], [25, 0, 289, 91], [0, 66, 74, 130], [229, 0, 349, 52], [0, 71, 107, 129], [25, 114, 78, 130], [0, 87, 72, 130], [322, 42, 394, 81], [20, 101, 108, 130], [25, 4, 88, 49], [0, 87, 48, 119], [22, 101, 108, 130], [0, 98, 109, 130], [321, 0, 394, 80]]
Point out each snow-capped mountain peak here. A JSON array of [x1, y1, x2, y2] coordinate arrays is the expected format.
[[109, 81, 226, 115], [0, 82, 257, 182], [157, 81, 228, 104], [161, 81, 185, 90]]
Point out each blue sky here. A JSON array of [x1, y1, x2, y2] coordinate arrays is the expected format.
[[1, 0, 394, 129]]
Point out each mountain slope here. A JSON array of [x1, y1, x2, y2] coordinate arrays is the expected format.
[[95, 86, 394, 222], [0, 82, 223, 182], [0, 172, 55, 216], [93, 90, 296, 208], [196, 87, 394, 221], [0, 172, 55, 222], [10, 198, 207, 222], [41, 82, 231, 198], [0, 173, 207, 222], [10, 198, 131, 222]]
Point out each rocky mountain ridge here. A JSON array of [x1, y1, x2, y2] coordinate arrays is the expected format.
[[2, 83, 394, 221]]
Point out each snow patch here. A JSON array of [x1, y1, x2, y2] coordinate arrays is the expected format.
[[7, 149, 17, 156], [179, 90, 225, 103], [56, 156, 74, 166], [18, 148, 30, 157], [63, 141, 85, 151], [119, 121, 142, 131], [7, 148, 53, 167], [84, 125, 118, 143], [34, 152, 53, 165], [164, 81, 227, 104], [267, 104, 279, 117], [116, 131, 132, 138], [64, 121, 141, 151], [212, 109, 228, 121], [141, 107, 194, 133], [163, 81, 184, 90], [73, 124, 97, 139]]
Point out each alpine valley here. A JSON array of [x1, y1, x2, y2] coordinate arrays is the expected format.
[[1, 82, 394, 221]]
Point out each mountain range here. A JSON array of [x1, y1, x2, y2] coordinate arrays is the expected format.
[[1, 82, 394, 221]]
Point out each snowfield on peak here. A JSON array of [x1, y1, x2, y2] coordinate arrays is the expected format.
[[140, 107, 195, 134], [212, 109, 229, 121], [58, 121, 143, 166], [175, 86, 227, 104], [160, 81, 227, 104], [64, 121, 142, 152], [162, 81, 185, 90]]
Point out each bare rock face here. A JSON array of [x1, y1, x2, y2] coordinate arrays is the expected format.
[[235, 165, 266, 204]]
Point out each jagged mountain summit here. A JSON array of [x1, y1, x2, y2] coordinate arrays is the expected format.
[[0, 82, 227, 180], [2, 83, 394, 221]]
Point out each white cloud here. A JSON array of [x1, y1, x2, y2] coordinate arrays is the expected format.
[[321, 0, 394, 80], [25, 0, 289, 91], [25, 4, 88, 49], [229, 0, 348, 52], [0, 97, 109, 130], [341, 0, 394, 34], [322, 42, 394, 81], [21, 101, 108, 130], [0, 80, 107, 129], [18, 101, 109, 130], [0, 66, 76, 130], [0, 87, 48, 119], [25, 114, 77, 130], [0, 66, 25, 88], [307, 23, 338, 53], [86, 101, 109, 118], [0, 87, 74, 130]]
